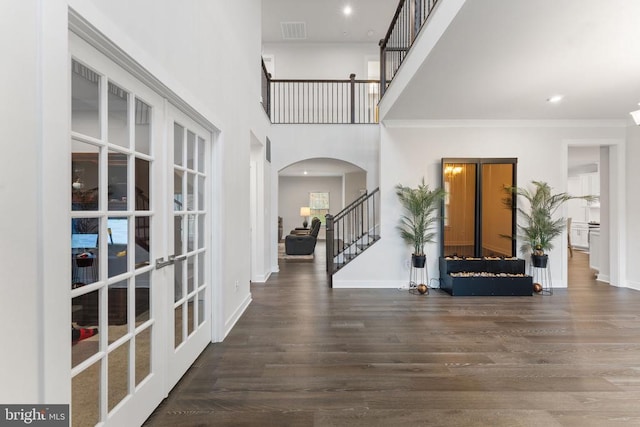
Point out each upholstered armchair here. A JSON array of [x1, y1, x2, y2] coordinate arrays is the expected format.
[[290, 217, 321, 236], [285, 218, 321, 255]]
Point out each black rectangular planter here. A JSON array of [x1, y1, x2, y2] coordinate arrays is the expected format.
[[439, 257, 533, 296]]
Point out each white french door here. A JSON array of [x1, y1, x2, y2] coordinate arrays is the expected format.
[[69, 33, 213, 426], [165, 107, 212, 388]]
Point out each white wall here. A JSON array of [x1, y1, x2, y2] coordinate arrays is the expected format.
[[344, 171, 367, 205], [250, 132, 273, 283], [268, 124, 379, 271], [279, 176, 343, 238], [72, 0, 266, 334], [1, 0, 265, 404], [262, 42, 378, 79], [0, 0, 45, 403], [626, 124, 640, 290], [333, 123, 627, 289]]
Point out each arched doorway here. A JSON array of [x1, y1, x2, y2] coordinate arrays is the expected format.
[[277, 157, 367, 252]]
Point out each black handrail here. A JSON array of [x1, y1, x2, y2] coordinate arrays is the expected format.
[[379, 0, 440, 97], [334, 190, 369, 221], [261, 58, 271, 118], [269, 75, 380, 124], [326, 188, 380, 286]]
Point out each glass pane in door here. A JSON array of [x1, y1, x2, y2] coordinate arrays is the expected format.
[[198, 290, 205, 326], [187, 297, 195, 336], [443, 162, 476, 258], [108, 279, 129, 341], [71, 143, 100, 211], [174, 170, 183, 210], [174, 304, 184, 348], [174, 124, 184, 167], [174, 258, 184, 302], [72, 362, 100, 427], [135, 98, 151, 155], [481, 163, 514, 257], [70, 49, 162, 426], [187, 131, 195, 170], [135, 158, 151, 211], [107, 343, 129, 412], [72, 289, 100, 368], [108, 217, 129, 278], [108, 150, 128, 211], [71, 217, 99, 288], [135, 326, 151, 386], [135, 271, 151, 325], [171, 118, 208, 361], [108, 82, 129, 148], [187, 255, 195, 294], [71, 60, 101, 138]]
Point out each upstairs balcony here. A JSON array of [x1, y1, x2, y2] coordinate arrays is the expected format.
[[380, 0, 440, 97], [262, 60, 379, 124], [261, 0, 439, 124]]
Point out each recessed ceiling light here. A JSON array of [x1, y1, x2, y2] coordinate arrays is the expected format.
[[343, 5, 352, 16], [547, 95, 564, 103], [303, 170, 308, 175]]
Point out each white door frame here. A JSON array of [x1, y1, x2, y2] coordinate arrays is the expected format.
[[165, 106, 213, 390], [69, 32, 167, 426], [68, 13, 222, 425], [563, 138, 626, 288]]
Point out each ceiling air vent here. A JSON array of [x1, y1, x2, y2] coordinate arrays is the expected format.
[[281, 22, 307, 40]]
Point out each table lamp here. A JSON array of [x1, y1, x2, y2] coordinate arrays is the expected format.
[[300, 206, 311, 228]]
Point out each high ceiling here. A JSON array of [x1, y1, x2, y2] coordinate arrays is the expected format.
[[264, 0, 640, 177], [263, 0, 640, 122], [262, 0, 399, 43], [384, 0, 640, 121]]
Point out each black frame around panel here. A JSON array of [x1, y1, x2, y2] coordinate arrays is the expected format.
[[440, 158, 517, 258]]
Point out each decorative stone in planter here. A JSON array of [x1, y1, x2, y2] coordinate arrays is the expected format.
[[439, 257, 533, 296]]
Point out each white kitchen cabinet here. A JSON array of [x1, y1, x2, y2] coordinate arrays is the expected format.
[[589, 229, 600, 271], [567, 172, 600, 225], [570, 222, 589, 249]]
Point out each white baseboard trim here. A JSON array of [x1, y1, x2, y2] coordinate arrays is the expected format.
[[626, 280, 640, 291], [223, 293, 252, 338], [271, 263, 280, 273], [596, 274, 610, 283], [332, 280, 408, 289], [251, 271, 271, 283]]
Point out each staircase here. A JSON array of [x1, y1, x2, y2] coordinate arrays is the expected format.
[[326, 188, 380, 286]]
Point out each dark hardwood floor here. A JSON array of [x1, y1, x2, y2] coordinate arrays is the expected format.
[[145, 246, 640, 426]]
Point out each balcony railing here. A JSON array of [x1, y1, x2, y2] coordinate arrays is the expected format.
[[325, 188, 380, 286], [261, 64, 380, 124], [380, 0, 439, 97], [261, 59, 271, 118]]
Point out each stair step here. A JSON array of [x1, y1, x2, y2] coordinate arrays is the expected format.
[[329, 233, 380, 275]]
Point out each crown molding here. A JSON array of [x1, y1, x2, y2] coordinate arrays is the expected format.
[[381, 119, 629, 129], [68, 7, 217, 132]]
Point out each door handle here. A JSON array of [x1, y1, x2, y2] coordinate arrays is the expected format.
[[156, 254, 186, 269], [155, 257, 174, 269]]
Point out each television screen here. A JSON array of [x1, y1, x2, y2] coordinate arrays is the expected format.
[[71, 233, 98, 248], [108, 218, 128, 245]]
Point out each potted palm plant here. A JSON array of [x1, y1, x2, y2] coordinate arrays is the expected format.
[[396, 178, 446, 268], [507, 181, 595, 267]]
